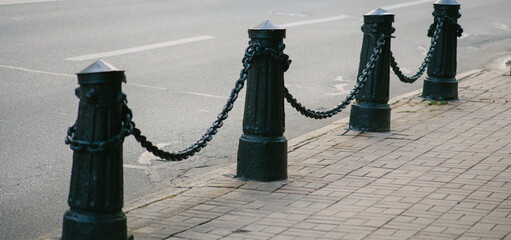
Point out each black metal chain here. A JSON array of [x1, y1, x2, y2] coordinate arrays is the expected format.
[[390, 16, 444, 83], [259, 42, 292, 72], [285, 34, 386, 119], [430, 13, 462, 38], [65, 106, 134, 152], [127, 43, 262, 161]]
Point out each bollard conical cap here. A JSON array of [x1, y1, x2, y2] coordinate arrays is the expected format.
[[79, 60, 120, 74], [434, 0, 460, 5], [249, 20, 285, 39], [77, 60, 126, 84], [251, 20, 284, 30], [364, 8, 394, 23], [365, 8, 393, 16]]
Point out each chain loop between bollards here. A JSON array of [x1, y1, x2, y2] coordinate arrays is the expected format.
[[285, 34, 386, 119], [390, 16, 444, 83], [127, 42, 261, 161]]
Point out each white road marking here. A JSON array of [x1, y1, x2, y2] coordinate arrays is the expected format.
[[325, 83, 350, 96], [272, 11, 308, 17], [128, 83, 167, 91], [493, 23, 511, 32], [0, 0, 59, 5], [280, 15, 353, 28], [0, 64, 226, 100], [383, 0, 434, 10], [0, 64, 73, 77], [0, 66, 228, 100], [325, 76, 350, 96], [459, 33, 469, 40], [65, 36, 215, 61], [138, 142, 172, 165], [125, 83, 228, 99], [279, 0, 434, 28], [177, 91, 229, 100], [123, 164, 148, 170]]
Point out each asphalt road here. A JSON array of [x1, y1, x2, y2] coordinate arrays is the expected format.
[[1, 0, 510, 239]]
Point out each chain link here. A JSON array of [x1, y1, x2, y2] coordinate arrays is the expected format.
[[390, 16, 444, 83], [259, 42, 292, 71], [128, 43, 262, 161], [285, 34, 386, 119], [65, 106, 134, 152], [432, 13, 462, 38]]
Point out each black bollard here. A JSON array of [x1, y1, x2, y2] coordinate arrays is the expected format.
[[422, 0, 462, 100], [349, 8, 394, 132], [62, 60, 130, 240], [237, 20, 287, 181]]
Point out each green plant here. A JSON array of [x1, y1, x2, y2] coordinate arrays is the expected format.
[[428, 100, 447, 105]]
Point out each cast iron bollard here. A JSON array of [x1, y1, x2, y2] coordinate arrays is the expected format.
[[349, 8, 394, 132], [237, 21, 287, 181], [422, 0, 462, 100], [62, 60, 130, 240]]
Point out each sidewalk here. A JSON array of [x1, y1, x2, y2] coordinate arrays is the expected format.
[[48, 69, 511, 240]]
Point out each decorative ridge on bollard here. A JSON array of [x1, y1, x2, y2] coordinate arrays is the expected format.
[[62, 60, 132, 240], [237, 20, 288, 182], [349, 8, 394, 132], [422, 0, 462, 100]]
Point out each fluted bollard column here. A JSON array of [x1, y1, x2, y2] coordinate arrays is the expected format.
[[62, 60, 131, 240], [349, 8, 394, 132], [422, 0, 462, 100], [237, 21, 287, 181]]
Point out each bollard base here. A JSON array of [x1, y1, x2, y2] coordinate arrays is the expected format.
[[62, 210, 128, 240], [237, 134, 287, 182], [349, 102, 391, 132], [422, 76, 458, 101]]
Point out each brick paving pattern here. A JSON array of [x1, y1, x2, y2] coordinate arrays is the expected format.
[[125, 70, 511, 240]]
